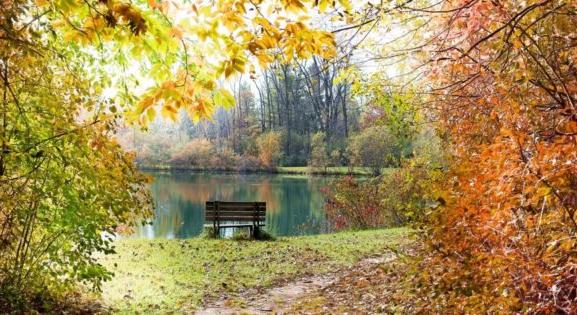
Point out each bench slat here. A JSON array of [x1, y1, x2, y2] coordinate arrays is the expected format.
[[205, 206, 266, 211], [203, 223, 265, 228], [206, 216, 265, 221], [206, 208, 265, 213], [205, 210, 265, 216], [206, 213, 264, 218], [206, 201, 266, 208]]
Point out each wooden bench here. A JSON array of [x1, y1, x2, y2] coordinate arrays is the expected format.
[[205, 201, 266, 237]]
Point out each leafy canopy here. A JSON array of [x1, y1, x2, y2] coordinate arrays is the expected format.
[[32, 0, 350, 125]]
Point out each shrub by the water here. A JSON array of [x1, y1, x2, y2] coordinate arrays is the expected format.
[[323, 176, 387, 230], [323, 157, 442, 231], [236, 155, 263, 173]]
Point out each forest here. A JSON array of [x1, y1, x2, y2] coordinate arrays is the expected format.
[[1, 0, 577, 313], [118, 48, 413, 174]]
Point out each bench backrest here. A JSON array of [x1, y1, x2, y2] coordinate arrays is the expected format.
[[205, 201, 266, 222]]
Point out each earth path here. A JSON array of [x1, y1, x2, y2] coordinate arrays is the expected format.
[[196, 253, 396, 315]]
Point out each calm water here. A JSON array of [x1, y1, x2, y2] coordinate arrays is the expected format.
[[134, 172, 333, 238]]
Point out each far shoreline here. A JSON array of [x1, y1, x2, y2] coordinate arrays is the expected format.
[[137, 165, 384, 177]]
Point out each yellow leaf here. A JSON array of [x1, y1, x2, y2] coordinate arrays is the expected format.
[[318, 0, 330, 12], [145, 107, 156, 124], [283, 0, 305, 12], [338, 0, 352, 12], [161, 104, 178, 121], [213, 88, 235, 109], [168, 27, 184, 39]]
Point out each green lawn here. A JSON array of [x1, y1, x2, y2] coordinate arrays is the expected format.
[[276, 166, 393, 176], [98, 228, 410, 313]]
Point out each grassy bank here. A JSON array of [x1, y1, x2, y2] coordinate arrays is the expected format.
[[277, 166, 366, 175], [98, 228, 410, 313], [139, 165, 390, 176]]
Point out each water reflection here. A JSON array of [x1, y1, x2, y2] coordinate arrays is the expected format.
[[134, 172, 332, 238]]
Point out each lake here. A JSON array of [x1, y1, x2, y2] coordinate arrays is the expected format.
[[134, 171, 334, 238]]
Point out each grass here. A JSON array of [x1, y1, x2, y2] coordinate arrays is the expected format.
[[276, 166, 394, 176], [139, 165, 394, 176], [98, 228, 410, 314]]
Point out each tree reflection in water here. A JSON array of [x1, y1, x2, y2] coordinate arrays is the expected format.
[[135, 172, 332, 238]]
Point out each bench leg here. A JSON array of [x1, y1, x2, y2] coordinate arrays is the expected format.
[[252, 224, 260, 239]]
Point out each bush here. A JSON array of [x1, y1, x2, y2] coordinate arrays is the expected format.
[[0, 92, 152, 311], [230, 227, 275, 241], [201, 226, 219, 239], [135, 135, 173, 166], [380, 129, 446, 225], [348, 126, 400, 175], [230, 229, 251, 241], [169, 138, 214, 168], [256, 131, 282, 169], [253, 227, 275, 241], [380, 158, 443, 225], [236, 155, 263, 172], [323, 176, 387, 230], [323, 155, 443, 231], [210, 147, 239, 170]]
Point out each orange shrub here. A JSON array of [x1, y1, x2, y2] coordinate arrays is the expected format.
[[169, 138, 214, 168], [413, 1, 577, 313], [256, 131, 282, 169]]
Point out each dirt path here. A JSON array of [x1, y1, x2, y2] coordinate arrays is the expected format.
[[196, 254, 396, 315]]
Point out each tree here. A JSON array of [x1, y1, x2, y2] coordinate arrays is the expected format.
[[0, 31, 152, 309], [256, 131, 282, 169], [297, 57, 351, 139], [308, 132, 329, 172]]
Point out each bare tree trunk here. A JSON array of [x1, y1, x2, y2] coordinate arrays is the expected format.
[[253, 79, 266, 132], [263, 71, 274, 129], [284, 66, 292, 156], [342, 83, 349, 138]]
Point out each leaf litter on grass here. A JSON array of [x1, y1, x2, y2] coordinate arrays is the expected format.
[[99, 228, 411, 313]]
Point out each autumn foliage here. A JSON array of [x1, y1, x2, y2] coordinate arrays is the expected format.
[[416, 0, 577, 312], [323, 176, 387, 230], [256, 131, 282, 169]]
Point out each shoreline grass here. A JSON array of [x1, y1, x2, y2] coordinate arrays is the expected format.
[[277, 166, 374, 175], [138, 165, 392, 176], [98, 228, 410, 313]]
